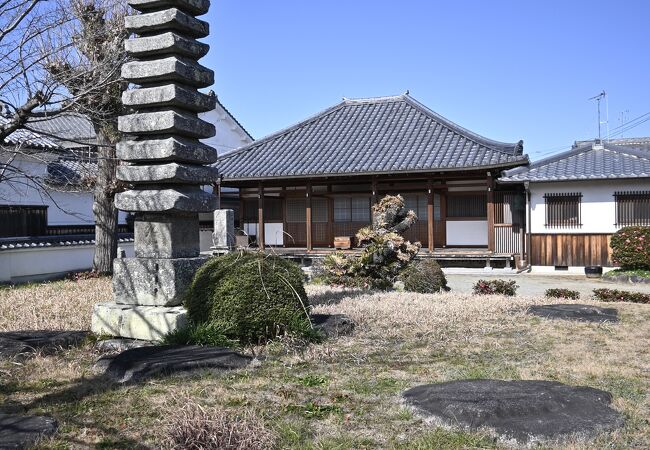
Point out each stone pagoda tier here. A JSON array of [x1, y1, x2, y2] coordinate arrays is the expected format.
[[91, 0, 218, 341]]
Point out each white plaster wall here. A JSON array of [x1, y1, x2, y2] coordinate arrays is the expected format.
[[529, 179, 650, 234], [0, 153, 128, 226], [0, 243, 134, 283], [243, 222, 284, 246], [199, 103, 252, 155], [446, 220, 488, 246]]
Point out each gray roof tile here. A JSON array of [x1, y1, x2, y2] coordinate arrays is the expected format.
[[500, 138, 650, 183], [218, 94, 526, 181]]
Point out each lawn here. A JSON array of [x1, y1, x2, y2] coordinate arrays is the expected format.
[[1, 278, 649, 449]]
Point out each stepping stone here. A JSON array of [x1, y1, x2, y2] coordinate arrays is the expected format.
[[528, 304, 618, 323], [0, 331, 88, 360], [0, 413, 58, 449], [311, 314, 355, 338], [96, 345, 252, 383], [403, 380, 623, 444]]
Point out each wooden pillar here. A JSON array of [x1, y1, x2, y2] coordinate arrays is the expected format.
[[371, 179, 378, 205], [306, 183, 313, 251], [487, 172, 495, 252], [257, 184, 265, 249], [327, 185, 334, 247], [427, 179, 434, 252], [213, 181, 222, 210]]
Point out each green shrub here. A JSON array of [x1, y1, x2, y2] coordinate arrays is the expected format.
[[610, 226, 650, 270], [183, 252, 313, 345], [593, 288, 650, 304], [545, 288, 580, 300], [472, 279, 518, 296], [401, 259, 448, 293]]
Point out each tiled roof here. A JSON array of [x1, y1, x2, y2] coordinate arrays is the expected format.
[[218, 94, 526, 181], [45, 158, 98, 189], [500, 138, 650, 183], [0, 235, 134, 251], [27, 112, 97, 148], [0, 116, 61, 149]]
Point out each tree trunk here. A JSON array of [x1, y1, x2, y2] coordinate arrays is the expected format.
[[92, 129, 118, 274]]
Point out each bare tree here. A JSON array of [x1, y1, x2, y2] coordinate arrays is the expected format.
[[0, 0, 128, 273]]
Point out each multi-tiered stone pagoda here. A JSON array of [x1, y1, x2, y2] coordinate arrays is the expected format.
[[91, 0, 218, 340]]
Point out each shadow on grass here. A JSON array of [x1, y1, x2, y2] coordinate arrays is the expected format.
[[308, 288, 369, 306]]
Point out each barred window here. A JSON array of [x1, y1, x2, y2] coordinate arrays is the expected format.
[[333, 198, 350, 222], [615, 191, 650, 226], [544, 193, 582, 228], [312, 198, 329, 223], [447, 193, 487, 218]]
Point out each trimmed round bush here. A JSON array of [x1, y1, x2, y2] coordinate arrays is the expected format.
[[401, 259, 448, 293], [610, 226, 650, 270], [184, 252, 311, 344]]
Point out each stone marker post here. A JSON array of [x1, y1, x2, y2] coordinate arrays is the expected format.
[[91, 0, 218, 341], [212, 209, 234, 252]]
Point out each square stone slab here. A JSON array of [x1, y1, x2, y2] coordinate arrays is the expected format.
[[118, 110, 215, 139], [122, 83, 216, 112], [116, 162, 219, 184], [125, 8, 208, 38], [116, 137, 218, 164], [128, 0, 210, 16], [125, 32, 209, 58], [121, 56, 213, 88], [91, 303, 188, 340], [115, 187, 219, 213]]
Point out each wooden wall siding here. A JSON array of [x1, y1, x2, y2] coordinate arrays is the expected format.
[[494, 225, 522, 254], [285, 223, 306, 246], [615, 191, 650, 226], [493, 192, 525, 254], [531, 234, 613, 267]]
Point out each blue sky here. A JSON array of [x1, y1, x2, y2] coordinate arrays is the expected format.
[[203, 1, 650, 159]]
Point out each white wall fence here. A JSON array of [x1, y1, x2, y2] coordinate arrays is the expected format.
[[0, 243, 134, 283]]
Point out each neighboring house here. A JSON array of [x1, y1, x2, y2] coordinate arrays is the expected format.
[[218, 94, 529, 267], [500, 138, 650, 272], [0, 98, 253, 282]]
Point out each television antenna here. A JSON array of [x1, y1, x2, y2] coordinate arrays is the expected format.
[[589, 91, 608, 141]]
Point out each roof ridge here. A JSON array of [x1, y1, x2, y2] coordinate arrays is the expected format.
[[603, 143, 650, 160], [401, 95, 523, 155]]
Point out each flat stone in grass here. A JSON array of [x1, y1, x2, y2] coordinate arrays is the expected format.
[[97, 345, 252, 383], [0, 413, 57, 449], [0, 331, 88, 360], [403, 380, 623, 444], [528, 304, 618, 323], [311, 313, 355, 338]]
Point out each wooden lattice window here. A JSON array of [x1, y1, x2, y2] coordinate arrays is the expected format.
[[544, 193, 582, 228], [312, 198, 329, 223], [447, 193, 487, 219], [615, 191, 650, 226], [286, 199, 306, 223], [334, 196, 371, 223]]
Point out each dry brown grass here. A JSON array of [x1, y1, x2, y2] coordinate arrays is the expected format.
[[1, 280, 648, 449], [0, 277, 111, 331], [160, 398, 277, 450]]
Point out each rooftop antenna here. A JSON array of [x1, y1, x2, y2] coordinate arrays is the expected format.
[[589, 91, 607, 141]]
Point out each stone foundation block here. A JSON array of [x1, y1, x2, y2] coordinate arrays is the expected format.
[[113, 256, 207, 305], [134, 213, 200, 258], [91, 303, 188, 341], [116, 137, 218, 164]]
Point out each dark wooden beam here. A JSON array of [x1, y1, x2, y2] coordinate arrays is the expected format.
[[427, 179, 434, 252], [258, 184, 265, 249], [487, 172, 495, 252], [306, 183, 313, 251]]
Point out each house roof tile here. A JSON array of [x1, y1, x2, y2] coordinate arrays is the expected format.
[[218, 94, 526, 181]]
